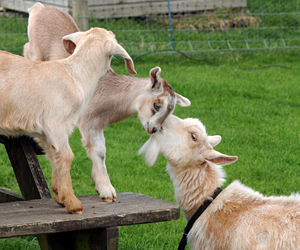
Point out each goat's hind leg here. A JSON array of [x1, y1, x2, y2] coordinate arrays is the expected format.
[[82, 128, 116, 202]]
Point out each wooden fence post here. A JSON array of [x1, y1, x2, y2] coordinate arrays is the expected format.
[[72, 0, 88, 31]]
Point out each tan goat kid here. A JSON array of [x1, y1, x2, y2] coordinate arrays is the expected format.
[[139, 115, 300, 250], [24, 2, 190, 202], [0, 27, 135, 214]]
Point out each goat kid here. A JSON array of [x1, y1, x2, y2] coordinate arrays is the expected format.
[[0, 27, 135, 214], [24, 2, 191, 202], [139, 115, 300, 250]]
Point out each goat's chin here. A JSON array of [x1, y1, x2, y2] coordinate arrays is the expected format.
[[145, 122, 158, 134]]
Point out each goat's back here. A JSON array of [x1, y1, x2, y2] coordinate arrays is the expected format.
[[189, 180, 300, 250], [26, 3, 80, 61]]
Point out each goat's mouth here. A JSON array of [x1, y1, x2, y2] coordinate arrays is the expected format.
[[146, 122, 159, 134]]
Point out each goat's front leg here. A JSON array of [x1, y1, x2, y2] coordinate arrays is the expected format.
[[46, 139, 83, 214], [81, 128, 116, 202]]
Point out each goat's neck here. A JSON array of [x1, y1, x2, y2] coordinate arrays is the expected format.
[[117, 76, 150, 114], [167, 162, 225, 221], [67, 45, 110, 97], [101, 72, 150, 116], [108, 72, 150, 115]]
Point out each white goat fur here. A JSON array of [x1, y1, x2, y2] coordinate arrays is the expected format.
[[139, 115, 300, 250], [24, 2, 191, 202], [0, 24, 135, 213]]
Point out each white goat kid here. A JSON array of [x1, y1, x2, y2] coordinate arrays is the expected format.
[[0, 27, 135, 214], [24, 2, 191, 202], [139, 115, 300, 250]]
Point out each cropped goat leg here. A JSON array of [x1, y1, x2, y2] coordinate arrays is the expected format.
[[81, 127, 117, 202]]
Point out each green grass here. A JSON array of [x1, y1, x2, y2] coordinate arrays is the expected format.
[[1, 49, 300, 249]]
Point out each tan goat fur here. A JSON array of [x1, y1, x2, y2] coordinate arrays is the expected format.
[[139, 115, 300, 250], [24, 2, 190, 202], [0, 24, 135, 213]]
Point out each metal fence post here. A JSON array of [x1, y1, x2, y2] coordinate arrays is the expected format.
[[167, 0, 174, 50], [72, 0, 88, 31]]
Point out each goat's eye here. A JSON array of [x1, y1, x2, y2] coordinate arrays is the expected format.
[[191, 133, 197, 141], [154, 103, 161, 111]]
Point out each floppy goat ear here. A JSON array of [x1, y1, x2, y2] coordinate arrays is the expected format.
[[138, 138, 160, 166], [203, 149, 238, 166], [175, 94, 191, 107], [106, 40, 136, 76], [62, 31, 84, 54]]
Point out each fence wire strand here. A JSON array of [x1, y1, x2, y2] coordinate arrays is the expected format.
[[0, 0, 299, 55]]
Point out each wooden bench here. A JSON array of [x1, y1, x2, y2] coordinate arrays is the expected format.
[[0, 136, 180, 249]]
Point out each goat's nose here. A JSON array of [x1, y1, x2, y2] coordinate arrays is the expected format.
[[152, 127, 157, 133]]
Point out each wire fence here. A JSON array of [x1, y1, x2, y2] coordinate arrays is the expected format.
[[0, 0, 299, 56]]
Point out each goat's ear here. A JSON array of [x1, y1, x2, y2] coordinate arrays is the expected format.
[[138, 137, 160, 166], [208, 135, 222, 147], [203, 149, 238, 166], [149, 67, 163, 93], [175, 93, 191, 107], [62, 31, 84, 54], [106, 40, 136, 75], [63, 40, 76, 54]]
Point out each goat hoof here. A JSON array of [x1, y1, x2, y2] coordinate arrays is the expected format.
[[67, 207, 83, 214], [65, 198, 83, 214], [102, 197, 115, 202]]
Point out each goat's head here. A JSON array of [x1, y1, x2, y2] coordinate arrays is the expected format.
[[139, 115, 237, 169], [138, 67, 191, 134], [62, 28, 136, 76]]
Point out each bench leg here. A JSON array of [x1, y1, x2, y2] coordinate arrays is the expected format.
[[4, 136, 51, 200], [38, 227, 119, 250]]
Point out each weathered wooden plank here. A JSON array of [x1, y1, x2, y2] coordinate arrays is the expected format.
[[90, 0, 247, 18], [0, 193, 180, 238], [73, 0, 88, 30], [1, 0, 70, 13], [4, 136, 51, 200], [0, 188, 23, 203], [1, 0, 247, 18]]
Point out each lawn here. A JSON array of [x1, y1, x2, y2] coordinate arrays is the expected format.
[[1, 49, 300, 249]]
